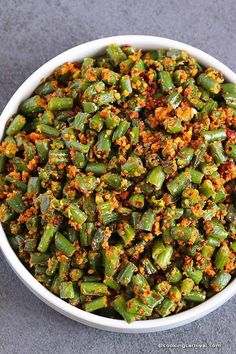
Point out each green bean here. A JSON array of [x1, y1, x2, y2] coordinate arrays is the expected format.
[[230, 241, 236, 252], [48, 97, 73, 111], [69, 268, 84, 281], [201, 129, 226, 142], [210, 271, 231, 292], [226, 143, 236, 158], [36, 81, 57, 96], [138, 209, 155, 231], [185, 264, 203, 284], [51, 276, 61, 295], [120, 75, 132, 96], [78, 223, 93, 246], [24, 236, 37, 253], [184, 290, 206, 302], [91, 228, 106, 250], [101, 68, 119, 85], [102, 173, 131, 191], [126, 298, 152, 317], [113, 296, 137, 323], [55, 231, 76, 257], [121, 156, 146, 178], [30, 253, 51, 266], [128, 194, 145, 209], [35, 140, 50, 164], [6, 175, 27, 192], [85, 162, 107, 176], [27, 177, 41, 194], [40, 111, 54, 125], [120, 58, 134, 74], [59, 256, 70, 280], [118, 222, 135, 246], [130, 125, 139, 145], [80, 282, 110, 296], [166, 92, 183, 109], [146, 166, 165, 190], [37, 124, 60, 138], [84, 296, 108, 312], [106, 44, 127, 66], [177, 147, 194, 168], [69, 289, 81, 306], [167, 171, 189, 196], [157, 298, 176, 317], [167, 267, 182, 284], [158, 71, 174, 92], [73, 112, 89, 132], [7, 192, 26, 213], [37, 225, 58, 253], [169, 286, 182, 302], [116, 261, 137, 286], [26, 215, 40, 232], [46, 256, 59, 276], [89, 112, 104, 132], [210, 141, 227, 164], [84, 81, 105, 98], [226, 205, 236, 225], [96, 91, 116, 106], [103, 278, 120, 291], [197, 73, 221, 94], [60, 281, 75, 299], [112, 121, 131, 142], [105, 113, 120, 130], [103, 246, 122, 277], [97, 200, 119, 225], [222, 84, 236, 108], [95, 130, 111, 159], [199, 180, 215, 198], [180, 278, 194, 296], [152, 240, 165, 261], [171, 226, 199, 243], [142, 258, 157, 275], [199, 162, 218, 175], [0, 155, 6, 173], [155, 245, 173, 270], [6, 115, 26, 136], [49, 150, 69, 165], [214, 245, 230, 270], [82, 101, 98, 113], [75, 175, 98, 195], [165, 117, 183, 134], [19, 95, 45, 115], [205, 219, 228, 240], [65, 204, 87, 224]]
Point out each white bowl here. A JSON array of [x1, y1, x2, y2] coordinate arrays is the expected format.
[[0, 35, 236, 333]]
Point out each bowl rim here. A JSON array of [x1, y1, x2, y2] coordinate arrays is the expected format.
[[0, 35, 236, 333]]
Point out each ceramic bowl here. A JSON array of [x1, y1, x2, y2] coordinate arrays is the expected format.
[[0, 35, 235, 333]]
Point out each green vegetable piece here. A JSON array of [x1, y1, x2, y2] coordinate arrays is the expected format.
[[80, 282, 110, 296], [6, 115, 26, 136], [84, 296, 108, 312], [19, 95, 45, 115], [146, 166, 165, 190], [48, 97, 73, 111], [55, 231, 76, 257], [116, 261, 137, 286]]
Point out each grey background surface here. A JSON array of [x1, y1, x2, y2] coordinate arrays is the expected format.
[[0, 0, 235, 353]]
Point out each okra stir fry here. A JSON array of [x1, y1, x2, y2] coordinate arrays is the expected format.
[[1, 44, 236, 322]]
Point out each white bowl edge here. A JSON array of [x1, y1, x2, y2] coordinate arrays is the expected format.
[[0, 35, 236, 333]]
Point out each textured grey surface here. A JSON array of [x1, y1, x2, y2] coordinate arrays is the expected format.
[[0, 0, 236, 353]]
